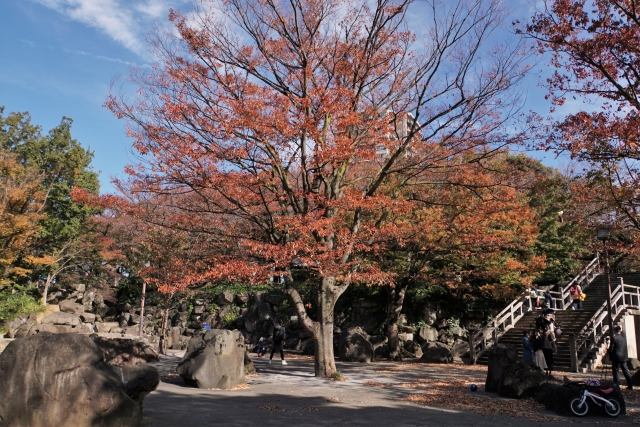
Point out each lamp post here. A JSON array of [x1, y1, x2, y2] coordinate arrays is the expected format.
[[596, 228, 614, 339]]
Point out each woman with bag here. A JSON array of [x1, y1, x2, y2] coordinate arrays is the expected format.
[[569, 283, 582, 310]]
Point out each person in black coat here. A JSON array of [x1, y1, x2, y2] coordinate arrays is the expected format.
[[270, 318, 288, 365], [607, 325, 633, 389]]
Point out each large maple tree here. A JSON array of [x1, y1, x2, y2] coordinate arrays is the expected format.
[[108, 0, 531, 376], [523, 0, 640, 234]]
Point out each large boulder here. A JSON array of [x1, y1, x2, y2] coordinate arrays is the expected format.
[[0, 333, 157, 427], [177, 329, 245, 389], [59, 299, 83, 314], [496, 361, 550, 398], [111, 364, 160, 405], [244, 352, 256, 375], [339, 327, 374, 362], [91, 336, 159, 366], [485, 343, 517, 392], [403, 340, 423, 358], [415, 325, 438, 344], [40, 311, 80, 326], [419, 342, 452, 363]]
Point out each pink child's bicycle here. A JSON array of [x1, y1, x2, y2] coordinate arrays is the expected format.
[[569, 385, 621, 417]]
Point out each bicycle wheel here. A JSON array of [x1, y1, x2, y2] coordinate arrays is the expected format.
[[604, 398, 621, 418], [570, 397, 589, 416]]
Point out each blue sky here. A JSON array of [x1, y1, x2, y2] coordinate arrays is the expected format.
[[0, 0, 565, 194], [0, 0, 190, 193]]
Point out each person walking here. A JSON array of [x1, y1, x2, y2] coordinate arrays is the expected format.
[[608, 325, 633, 389], [270, 318, 288, 365], [532, 331, 548, 371], [541, 331, 557, 375], [569, 283, 582, 310], [544, 291, 553, 309], [522, 331, 533, 364]]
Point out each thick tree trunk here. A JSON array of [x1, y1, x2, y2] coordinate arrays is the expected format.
[[286, 274, 347, 377], [314, 277, 338, 377], [386, 281, 408, 360]]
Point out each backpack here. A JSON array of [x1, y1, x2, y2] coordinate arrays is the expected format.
[[274, 326, 285, 341]]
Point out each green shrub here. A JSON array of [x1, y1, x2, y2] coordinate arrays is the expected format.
[[0, 288, 44, 322], [330, 371, 346, 381], [223, 311, 238, 326]]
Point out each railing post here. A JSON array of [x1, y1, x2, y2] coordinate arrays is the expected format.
[[570, 334, 578, 373], [469, 332, 476, 364]]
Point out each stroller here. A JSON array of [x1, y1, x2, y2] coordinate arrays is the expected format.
[[256, 337, 268, 357]]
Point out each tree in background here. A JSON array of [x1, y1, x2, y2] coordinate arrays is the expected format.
[[0, 107, 100, 302], [0, 148, 46, 286], [522, 0, 640, 247], [378, 151, 545, 358], [108, 0, 531, 377]]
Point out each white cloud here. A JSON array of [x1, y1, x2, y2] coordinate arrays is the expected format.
[[63, 48, 150, 67], [32, 0, 187, 57]]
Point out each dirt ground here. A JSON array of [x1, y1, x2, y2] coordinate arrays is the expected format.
[[140, 351, 640, 426]]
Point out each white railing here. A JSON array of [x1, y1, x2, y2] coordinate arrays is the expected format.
[[469, 255, 600, 364], [570, 279, 640, 372], [546, 256, 601, 310]]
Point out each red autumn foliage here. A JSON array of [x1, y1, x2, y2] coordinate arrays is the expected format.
[[107, 0, 532, 376], [523, 0, 640, 244]]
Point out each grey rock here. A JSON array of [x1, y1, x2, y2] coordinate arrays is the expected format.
[[244, 352, 256, 375], [118, 313, 131, 328], [129, 314, 140, 325], [168, 327, 182, 348], [403, 340, 423, 358], [80, 312, 96, 323], [70, 283, 86, 293], [95, 304, 109, 319], [111, 364, 159, 405], [450, 326, 468, 339], [419, 342, 453, 364], [236, 292, 250, 304], [73, 323, 96, 334], [339, 327, 374, 363], [41, 312, 80, 326], [421, 307, 438, 326], [497, 361, 550, 398], [416, 325, 438, 343], [177, 329, 245, 389], [91, 336, 159, 366], [96, 322, 119, 333], [0, 333, 146, 427], [59, 299, 83, 315], [194, 306, 204, 314], [450, 339, 470, 358], [82, 291, 95, 311], [485, 343, 517, 393], [218, 290, 234, 305]]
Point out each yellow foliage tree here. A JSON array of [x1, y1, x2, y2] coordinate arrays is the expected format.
[[0, 148, 47, 287]]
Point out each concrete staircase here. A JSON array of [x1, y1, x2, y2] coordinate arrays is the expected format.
[[475, 273, 640, 372]]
